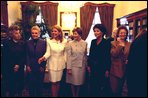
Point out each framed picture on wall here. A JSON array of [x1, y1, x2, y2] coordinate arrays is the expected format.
[[60, 12, 77, 28]]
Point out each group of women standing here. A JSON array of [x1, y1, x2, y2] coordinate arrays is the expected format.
[[2, 23, 133, 97]]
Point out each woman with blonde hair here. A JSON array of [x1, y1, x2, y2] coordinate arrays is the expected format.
[[26, 25, 46, 97], [38, 25, 67, 97]]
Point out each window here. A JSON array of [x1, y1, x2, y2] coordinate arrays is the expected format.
[[85, 7, 101, 55]]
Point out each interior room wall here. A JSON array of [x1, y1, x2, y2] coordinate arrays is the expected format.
[[7, 1, 147, 34]]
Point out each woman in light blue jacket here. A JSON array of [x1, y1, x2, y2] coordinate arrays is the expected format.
[[66, 27, 87, 97]]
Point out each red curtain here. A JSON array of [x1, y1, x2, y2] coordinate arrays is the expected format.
[[21, 1, 39, 24], [20, 1, 40, 40], [20, 1, 58, 40], [98, 3, 115, 37], [80, 2, 115, 38], [40, 2, 58, 27], [1, 1, 8, 26], [80, 5, 96, 40]]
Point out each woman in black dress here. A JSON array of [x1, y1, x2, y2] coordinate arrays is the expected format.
[[87, 24, 111, 97], [2, 25, 26, 97]]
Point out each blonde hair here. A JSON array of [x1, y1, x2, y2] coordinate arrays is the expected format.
[[31, 25, 40, 33], [111, 28, 118, 38], [9, 25, 20, 31], [51, 25, 63, 42]]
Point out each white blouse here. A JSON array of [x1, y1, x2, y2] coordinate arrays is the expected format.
[[44, 38, 67, 71]]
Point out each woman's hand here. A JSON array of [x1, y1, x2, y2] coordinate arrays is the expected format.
[[39, 67, 44, 73], [125, 60, 128, 64], [87, 66, 91, 73], [117, 37, 125, 47], [105, 70, 109, 78], [14, 64, 19, 72], [26, 66, 31, 73], [38, 57, 45, 64], [67, 69, 72, 75]]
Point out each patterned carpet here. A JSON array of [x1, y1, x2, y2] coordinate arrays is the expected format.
[[2, 71, 128, 97], [4, 81, 127, 97]]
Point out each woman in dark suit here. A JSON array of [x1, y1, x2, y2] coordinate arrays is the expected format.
[[87, 24, 111, 97], [1, 24, 9, 97], [2, 25, 26, 97], [126, 30, 147, 97], [26, 25, 46, 97]]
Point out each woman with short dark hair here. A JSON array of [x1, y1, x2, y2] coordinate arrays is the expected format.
[[66, 27, 87, 97], [87, 24, 111, 97], [2, 25, 26, 97], [110, 25, 131, 96]]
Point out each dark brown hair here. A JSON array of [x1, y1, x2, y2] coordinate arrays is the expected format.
[[93, 24, 107, 35], [72, 27, 83, 37], [116, 25, 128, 41], [9, 25, 21, 38], [9, 25, 20, 32]]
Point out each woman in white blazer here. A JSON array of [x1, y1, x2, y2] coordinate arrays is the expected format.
[[38, 25, 67, 97], [66, 27, 87, 97]]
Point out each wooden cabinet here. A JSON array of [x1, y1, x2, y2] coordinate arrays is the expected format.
[[117, 8, 147, 42]]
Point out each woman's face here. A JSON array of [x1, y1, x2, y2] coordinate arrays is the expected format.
[[51, 28, 60, 39], [73, 31, 80, 40], [94, 28, 103, 38], [118, 29, 127, 40], [12, 30, 21, 40], [31, 29, 40, 39], [1, 32, 8, 39]]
